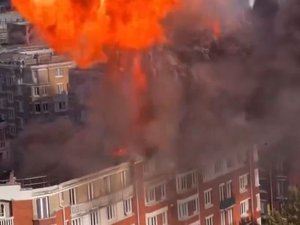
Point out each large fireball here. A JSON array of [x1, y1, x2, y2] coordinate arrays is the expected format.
[[12, 0, 178, 67]]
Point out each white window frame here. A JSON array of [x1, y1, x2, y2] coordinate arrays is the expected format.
[[220, 211, 226, 225], [87, 183, 94, 200], [227, 208, 233, 225], [90, 210, 99, 225], [36, 197, 50, 219], [69, 188, 77, 205], [239, 174, 249, 193], [254, 169, 260, 187], [205, 215, 214, 225], [146, 207, 168, 225], [0, 203, 5, 218], [145, 182, 167, 205], [177, 194, 199, 220], [204, 188, 213, 209], [55, 68, 64, 77], [123, 198, 133, 216], [56, 83, 64, 94], [226, 180, 232, 198], [256, 193, 261, 211], [71, 218, 82, 225], [107, 204, 117, 221], [42, 102, 49, 113], [240, 199, 249, 217], [176, 170, 198, 193], [219, 183, 225, 201]]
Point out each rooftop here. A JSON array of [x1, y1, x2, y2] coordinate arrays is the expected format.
[[0, 45, 74, 67]]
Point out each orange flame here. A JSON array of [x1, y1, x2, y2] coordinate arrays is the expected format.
[[133, 55, 147, 94], [12, 0, 178, 67]]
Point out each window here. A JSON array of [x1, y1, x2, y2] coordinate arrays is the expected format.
[[204, 189, 213, 209], [101, 176, 111, 194], [123, 198, 133, 215], [176, 170, 198, 193], [107, 204, 117, 221], [40, 86, 47, 96], [6, 76, 14, 86], [36, 197, 50, 219], [226, 158, 234, 168], [0, 203, 4, 217], [17, 117, 24, 129], [256, 193, 261, 211], [34, 103, 41, 113], [71, 218, 82, 225], [240, 199, 249, 217], [7, 93, 13, 103], [87, 183, 94, 200], [219, 183, 225, 201], [69, 188, 76, 205], [226, 181, 232, 198], [144, 159, 156, 175], [239, 174, 248, 193], [16, 85, 22, 95], [145, 183, 166, 204], [121, 170, 128, 188], [90, 210, 99, 225], [42, 102, 49, 112], [254, 169, 259, 187], [177, 195, 199, 220], [33, 87, 40, 96], [214, 160, 223, 174], [18, 101, 24, 112], [58, 101, 66, 110], [8, 109, 14, 119], [220, 211, 226, 225], [147, 216, 157, 225], [32, 86, 47, 97], [227, 208, 233, 225], [147, 211, 168, 225], [277, 180, 286, 197], [202, 165, 214, 181], [261, 200, 267, 214], [55, 68, 64, 77], [56, 83, 64, 94], [205, 215, 214, 225], [9, 125, 16, 136]]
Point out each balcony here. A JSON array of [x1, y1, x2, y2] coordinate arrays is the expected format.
[[71, 185, 134, 216], [0, 217, 14, 225], [219, 197, 235, 210]]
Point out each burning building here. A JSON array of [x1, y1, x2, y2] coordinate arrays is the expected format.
[[0, 148, 261, 225]]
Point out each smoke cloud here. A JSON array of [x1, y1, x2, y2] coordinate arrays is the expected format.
[[12, 0, 300, 178]]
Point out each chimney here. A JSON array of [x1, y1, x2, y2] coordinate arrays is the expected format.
[[7, 170, 16, 184]]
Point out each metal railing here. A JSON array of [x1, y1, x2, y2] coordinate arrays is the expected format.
[[0, 217, 14, 225], [0, 175, 59, 189]]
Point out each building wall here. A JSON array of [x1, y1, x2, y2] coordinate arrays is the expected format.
[[0, 50, 74, 137], [0, 150, 261, 225], [12, 200, 33, 225]]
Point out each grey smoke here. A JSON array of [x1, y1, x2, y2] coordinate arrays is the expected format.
[[13, 0, 300, 178]]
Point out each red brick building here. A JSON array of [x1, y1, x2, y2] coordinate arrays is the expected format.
[[0, 148, 261, 225]]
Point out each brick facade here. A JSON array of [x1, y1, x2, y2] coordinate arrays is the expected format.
[[0, 150, 261, 225]]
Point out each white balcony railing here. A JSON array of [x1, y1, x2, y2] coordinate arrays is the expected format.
[[71, 185, 134, 216], [0, 217, 14, 225]]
